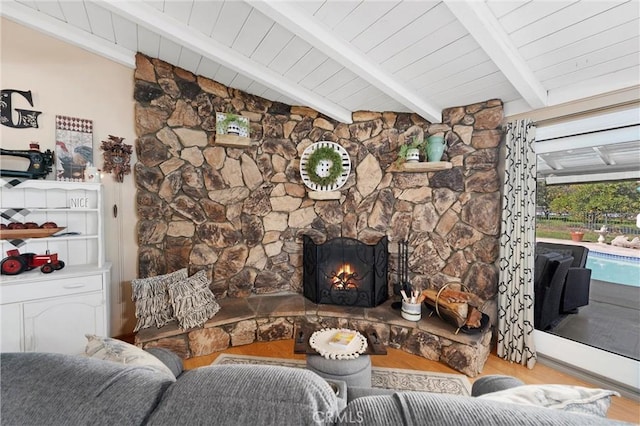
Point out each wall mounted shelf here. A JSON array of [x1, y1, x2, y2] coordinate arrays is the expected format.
[[214, 134, 251, 148], [388, 161, 452, 173]]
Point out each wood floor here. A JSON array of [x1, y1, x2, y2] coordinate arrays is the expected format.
[[184, 339, 640, 424]]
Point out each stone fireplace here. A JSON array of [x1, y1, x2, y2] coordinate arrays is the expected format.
[[133, 53, 503, 375], [302, 235, 388, 307]]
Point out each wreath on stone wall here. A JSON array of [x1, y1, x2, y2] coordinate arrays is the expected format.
[[300, 142, 351, 191]]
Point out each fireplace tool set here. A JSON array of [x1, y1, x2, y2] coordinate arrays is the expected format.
[[393, 239, 418, 309]]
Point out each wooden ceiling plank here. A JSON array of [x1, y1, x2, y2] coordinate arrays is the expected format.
[[535, 38, 640, 83], [485, 0, 528, 20], [416, 53, 497, 93], [527, 20, 639, 72], [332, 1, 398, 42], [398, 36, 478, 82], [211, 1, 253, 48], [158, 37, 182, 65], [137, 25, 161, 58], [509, 1, 622, 48], [520, 2, 639, 61], [33, 0, 65, 20], [177, 47, 202, 75], [111, 13, 138, 52], [213, 64, 239, 87], [0, 0, 134, 67], [444, 0, 547, 109], [351, 1, 437, 54], [85, 1, 116, 42], [188, 0, 223, 36], [313, 68, 359, 97], [312, 0, 359, 29], [96, 0, 353, 123], [250, 23, 295, 66], [195, 57, 221, 80], [229, 73, 255, 92], [383, 22, 467, 75], [543, 54, 640, 92], [267, 37, 312, 75], [368, 2, 454, 64], [328, 79, 374, 104], [548, 67, 640, 107], [497, 0, 574, 35], [284, 49, 328, 83], [162, 0, 193, 25], [249, 0, 442, 122], [232, 8, 274, 57], [298, 59, 343, 91], [58, 1, 91, 32]]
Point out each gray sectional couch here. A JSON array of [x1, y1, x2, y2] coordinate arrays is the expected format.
[[0, 350, 627, 425]]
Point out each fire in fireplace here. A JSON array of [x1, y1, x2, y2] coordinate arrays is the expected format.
[[303, 235, 388, 307]]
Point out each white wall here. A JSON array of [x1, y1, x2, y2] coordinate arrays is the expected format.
[[1, 17, 138, 336]]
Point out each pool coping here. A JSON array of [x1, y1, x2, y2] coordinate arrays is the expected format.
[[537, 237, 640, 259]]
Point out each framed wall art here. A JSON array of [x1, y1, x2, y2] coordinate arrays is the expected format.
[[55, 115, 93, 182]]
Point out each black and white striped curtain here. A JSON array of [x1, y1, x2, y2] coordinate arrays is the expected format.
[[497, 119, 537, 369]]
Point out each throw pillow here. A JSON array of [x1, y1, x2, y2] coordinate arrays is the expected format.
[[84, 334, 175, 379], [168, 269, 221, 330], [477, 384, 620, 417], [131, 268, 188, 331]]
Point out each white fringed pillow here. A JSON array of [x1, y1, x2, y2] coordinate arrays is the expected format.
[[131, 268, 188, 331], [168, 269, 221, 330], [84, 334, 175, 379]]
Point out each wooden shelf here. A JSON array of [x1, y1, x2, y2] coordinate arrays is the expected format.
[[307, 191, 341, 200], [214, 134, 251, 148], [389, 161, 452, 173]]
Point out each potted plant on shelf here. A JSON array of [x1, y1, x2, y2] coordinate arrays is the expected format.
[[396, 136, 424, 166]]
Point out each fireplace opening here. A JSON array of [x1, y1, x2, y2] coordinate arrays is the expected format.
[[303, 235, 388, 307]]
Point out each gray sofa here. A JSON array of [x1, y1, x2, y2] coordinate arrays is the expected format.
[[0, 350, 627, 425]]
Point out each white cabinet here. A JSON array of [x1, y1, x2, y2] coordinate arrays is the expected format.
[[0, 179, 111, 354]]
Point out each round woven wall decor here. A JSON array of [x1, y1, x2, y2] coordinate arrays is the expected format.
[[300, 141, 351, 191]]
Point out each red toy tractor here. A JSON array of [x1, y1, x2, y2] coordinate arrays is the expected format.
[[0, 249, 65, 275]]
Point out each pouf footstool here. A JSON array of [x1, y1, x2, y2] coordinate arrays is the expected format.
[[306, 354, 371, 387]]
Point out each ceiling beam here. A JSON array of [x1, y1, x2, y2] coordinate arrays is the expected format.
[[0, 0, 135, 68], [247, 0, 442, 123], [96, 1, 353, 123], [444, 0, 547, 109], [545, 170, 640, 185]]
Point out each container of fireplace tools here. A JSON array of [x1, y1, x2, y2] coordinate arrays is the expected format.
[[392, 239, 411, 310], [401, 300, 422, 321]]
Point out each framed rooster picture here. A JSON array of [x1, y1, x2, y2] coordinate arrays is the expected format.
[[55, 115, 93, 182]]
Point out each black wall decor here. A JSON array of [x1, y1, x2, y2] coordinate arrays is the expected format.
[[1, 89, 42, 129]]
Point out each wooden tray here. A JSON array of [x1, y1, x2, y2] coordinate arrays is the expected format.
[[0, 227, 66, 239]]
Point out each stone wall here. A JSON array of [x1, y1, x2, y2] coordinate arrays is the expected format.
[[133, 53, 504, 304]]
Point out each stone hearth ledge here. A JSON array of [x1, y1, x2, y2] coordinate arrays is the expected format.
[[135, 294, 492, 377]]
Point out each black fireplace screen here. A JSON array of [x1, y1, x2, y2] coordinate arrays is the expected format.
[[303, 235, 388, 307]]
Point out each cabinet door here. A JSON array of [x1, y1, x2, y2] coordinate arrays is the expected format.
[[23, 292, 105, 354], [1, 303, 23, 352]]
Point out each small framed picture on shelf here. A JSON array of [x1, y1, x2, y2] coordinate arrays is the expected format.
[[214, 112, 250, 148]]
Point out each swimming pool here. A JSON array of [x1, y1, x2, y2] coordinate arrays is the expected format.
[[586, 252, 640, 287]]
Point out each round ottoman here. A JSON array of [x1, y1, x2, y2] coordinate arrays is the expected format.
[[306, 354, 371, 387]]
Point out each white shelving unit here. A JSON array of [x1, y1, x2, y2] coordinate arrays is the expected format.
[[0, 179, 111, 354]]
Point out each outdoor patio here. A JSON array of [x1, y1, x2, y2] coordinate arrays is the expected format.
[[537, 238, 640, 361]]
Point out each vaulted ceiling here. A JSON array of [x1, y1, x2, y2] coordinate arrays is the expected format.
[[3, 0, 639, 124], [2, 1, 639, 183]]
